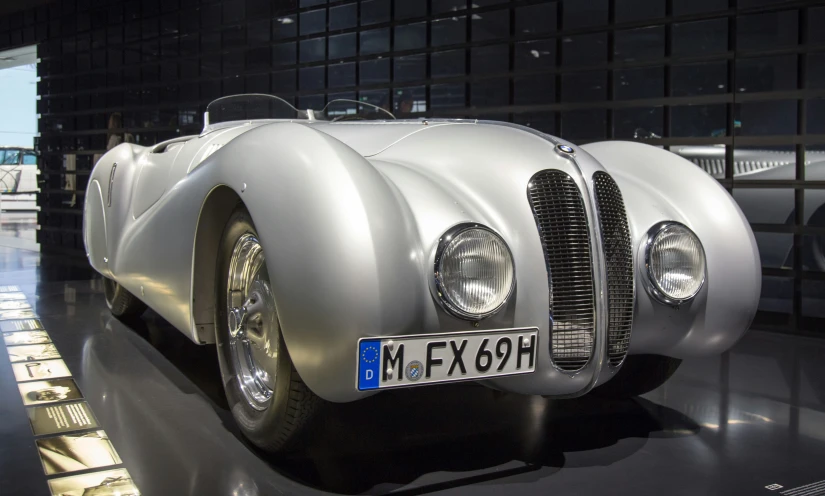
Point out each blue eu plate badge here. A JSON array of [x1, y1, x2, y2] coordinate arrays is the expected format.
[[358, 340, 381, 390]]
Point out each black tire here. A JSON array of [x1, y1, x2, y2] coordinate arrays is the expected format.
[[102, 277, 147, 318], [215, 205, 321, 453], [591, 354, 682, 399]]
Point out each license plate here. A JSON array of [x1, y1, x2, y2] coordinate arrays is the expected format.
[[357, 328, 538, 391]]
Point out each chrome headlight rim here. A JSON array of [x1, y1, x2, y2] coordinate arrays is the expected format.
[[642, 221, 706, 306], [432, 223, 516, 321]]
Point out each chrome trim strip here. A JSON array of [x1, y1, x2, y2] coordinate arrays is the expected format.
[[107, 162, 117, 208]]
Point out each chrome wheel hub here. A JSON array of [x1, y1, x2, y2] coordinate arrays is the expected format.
[[226, 233, 279, 411]]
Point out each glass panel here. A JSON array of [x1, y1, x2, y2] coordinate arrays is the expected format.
[[431, 83, 466, 110], [300, 37, 325, 63], [395, 0, 426, 20], [433, 0, 467, 14], [329, 4, 356, 30], [732, 188, 794, 224], [394, 54, 426, 82], [393, 86, 426, 115], [300, 9, 326, 36], [22, 153, 37, 165], [672, 18, 728, 57], [299, 67, 325, 91], [513, 112, 557, 134], [807, 52, 825, 89], [271, 69, 296, 92], [362, 0, 390, 25], [809, 100, 825, 135], [672, 61, 728, 97], [563, 0, 607, 29], [329, 33, 356, 59], [432, 16, 466, 46], [515, 40, 556, 72], [614, 26, 665, 62], [810, 7, 825, 45], [735, 55, 797, 93], [272, 15, 297, 39], [514, 74, 555, 105], [361, 28, 390, 55], [432, 50, 465, 78], [615, 66, 664, 100], [753, 233, 794, 269], [671, 104, 727, 137], [516, 3, 556, 36], [562, 71, 607, 103], [673, 0, 727, 15], [802, 280, 825, 320], [562, 33, 607, 67], [358, 89, 389, 108], [730, 146, 798, 179], [801, 236, 825, 273], [360, 58, 390, 84], [735, 100, 797, 136], [471, 78, 508, 107], [737, 10, 798, 51], [614, 107, 664, 140], [759, 276, 793, 315], [471, 44, 508, 74], [615, 0, 665, 22], [272, 42, 296, 67], [472, 8, 509, 42], [329, 62, 355, 88], [394, 22, 426, 51], [561, 109, 607, 142]]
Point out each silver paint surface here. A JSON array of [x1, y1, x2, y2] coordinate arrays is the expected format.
[[83, 118, 760, 402]]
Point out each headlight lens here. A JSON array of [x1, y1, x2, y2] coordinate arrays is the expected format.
[[435, 225, 515, 319], [645, 223, 706, 303]]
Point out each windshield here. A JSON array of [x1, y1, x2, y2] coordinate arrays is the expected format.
[[320, 99, 395, 122], [205, 94, 306, 127], [204, 94, 396, 131]]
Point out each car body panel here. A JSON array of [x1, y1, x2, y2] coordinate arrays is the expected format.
[[84, 118, 760, 402]]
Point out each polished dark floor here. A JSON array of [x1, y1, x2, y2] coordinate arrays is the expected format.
[[1, 245, 825, 496]]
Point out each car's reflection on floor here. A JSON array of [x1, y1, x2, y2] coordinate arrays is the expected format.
[[118, 310, 699, 495]]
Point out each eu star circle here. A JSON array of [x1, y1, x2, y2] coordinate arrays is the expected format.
[[361, 345, 379, 364]]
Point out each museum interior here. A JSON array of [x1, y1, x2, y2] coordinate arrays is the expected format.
[[1, 0, 825, 494]]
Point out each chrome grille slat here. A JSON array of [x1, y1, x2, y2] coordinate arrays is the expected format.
[[593, 172, 634, 367], [528, 170, 595, 372]]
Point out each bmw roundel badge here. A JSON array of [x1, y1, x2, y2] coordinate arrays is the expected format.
[[405, 360, 424, 381], [556, 144, 575, 156]]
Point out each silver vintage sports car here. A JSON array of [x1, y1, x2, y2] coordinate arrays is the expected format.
[[83, 94, 761, 452]]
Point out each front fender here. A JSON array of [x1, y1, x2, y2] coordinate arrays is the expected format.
[[582, 141, 761, 358], [217, 123, 426, 402]]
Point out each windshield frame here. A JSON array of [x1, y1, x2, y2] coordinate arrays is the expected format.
[[203, 94, 398, 134]]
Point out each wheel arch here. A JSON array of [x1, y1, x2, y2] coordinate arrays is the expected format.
[[190, 185, 242, 344]]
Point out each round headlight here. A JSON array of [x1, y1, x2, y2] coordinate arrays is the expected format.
[[434, 225, 515, 320], [644, 222, 706, 304]]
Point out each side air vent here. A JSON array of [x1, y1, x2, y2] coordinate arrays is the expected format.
[[528, 170, 595, 372], [593, 172, 634, 367]]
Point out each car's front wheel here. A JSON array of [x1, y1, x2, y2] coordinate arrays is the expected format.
[[591, 354, 682, 399], [102, 277, 147, 318], [216, 205, 320, 452]]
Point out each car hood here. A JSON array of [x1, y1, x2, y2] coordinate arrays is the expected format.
[[305, 120, 476, 157]]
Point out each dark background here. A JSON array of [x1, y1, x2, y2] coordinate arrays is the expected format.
[[0, 0, 822, 335]]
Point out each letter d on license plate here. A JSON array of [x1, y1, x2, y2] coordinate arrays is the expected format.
[[357, 328, 538, 391]]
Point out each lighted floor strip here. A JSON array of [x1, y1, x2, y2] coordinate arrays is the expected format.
[[0, 287, 141, 495]]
